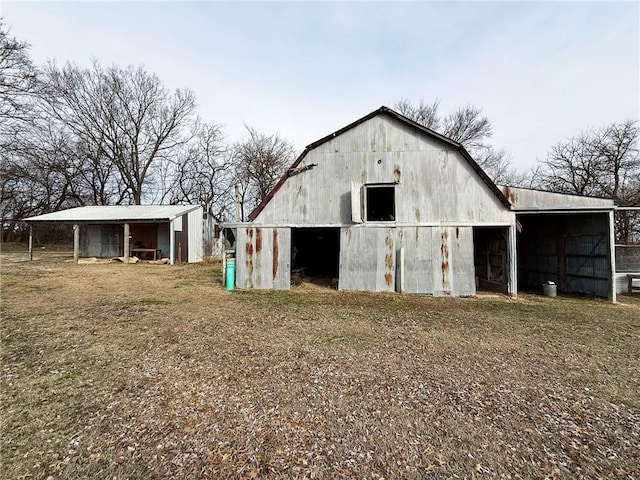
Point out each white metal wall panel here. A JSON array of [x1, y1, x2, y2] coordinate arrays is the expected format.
[[395, 226, 475, 296], [236, 227, 291, 289], [339, 227, 396, 292], [187, 207, 204, 263], [429, 226, 475, 297], [253, 115, 512, 226], [396, 227, 435, 294]]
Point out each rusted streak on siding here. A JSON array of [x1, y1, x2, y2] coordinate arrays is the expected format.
[[456, 227, 459, 239], [245, 228, 254, 283], [272, 229, 279, 280], [385, 232, 394, 287], [503, 186, 517, 205], [394, 165, 401, 183], [415, 208, 421, 223], [441, 230, 450, 294], [255, 228, 262, 253], [385, 253, 393, 269]]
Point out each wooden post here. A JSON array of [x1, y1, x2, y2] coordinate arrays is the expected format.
[[235, 185, 242, 221], [73, 224, 80, 263], [123, 223, 130, 262], [29, 224, 33, 261]]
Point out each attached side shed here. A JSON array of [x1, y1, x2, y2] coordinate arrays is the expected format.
[[24, 205, 204, 264], [500, 186, 616, 301]]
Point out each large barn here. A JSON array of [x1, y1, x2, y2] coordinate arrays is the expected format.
[[226, 107, 617, 300]]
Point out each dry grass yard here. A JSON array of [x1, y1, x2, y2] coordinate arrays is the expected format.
[[1, 247, 639, 479]]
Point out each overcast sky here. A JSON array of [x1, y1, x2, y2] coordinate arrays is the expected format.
[[2, 1, 639, 172]]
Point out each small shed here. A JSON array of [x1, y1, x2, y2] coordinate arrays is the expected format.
[[24, 205, 204, 264]]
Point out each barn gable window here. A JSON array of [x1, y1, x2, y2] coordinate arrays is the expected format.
[[365, 185, 396, 222]]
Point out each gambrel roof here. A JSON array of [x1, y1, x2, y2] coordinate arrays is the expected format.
[[248, 106, 511, 221]]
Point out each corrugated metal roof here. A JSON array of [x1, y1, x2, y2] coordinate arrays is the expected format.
[[498, 185, 614, 211], [24, 205, 201, 223]]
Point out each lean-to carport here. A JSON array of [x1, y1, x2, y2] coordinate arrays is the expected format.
[[24, 205, 204, 264]]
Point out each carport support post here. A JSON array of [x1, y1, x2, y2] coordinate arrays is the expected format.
[[73, 224, 80, 263], [123, 223, 130, 262], [28, 224, 33, 261], [608, 210, 617, 303]]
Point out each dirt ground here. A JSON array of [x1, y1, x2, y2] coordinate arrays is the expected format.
[[1, 248, 639, 479]]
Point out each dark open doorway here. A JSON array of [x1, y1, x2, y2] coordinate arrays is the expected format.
[[473, 227, 510, 294], [291, 228, 340, 288]]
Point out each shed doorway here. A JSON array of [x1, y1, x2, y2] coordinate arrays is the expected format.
[[473, 227, 510, 294], [516, 213, 611, 298], [291, 228, 340, 288]]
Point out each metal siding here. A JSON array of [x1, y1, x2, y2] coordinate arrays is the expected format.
[[396, 227, 435, 294], [339, 227, 396, 292], [236, 227, 290, 289], [430, 226, 475, 296], [187, 207, 203, 262], [157, 223, 170, 259], [499, 185, 614, 210], [253, 115, 512, 226], [450, 227, 476, 296]]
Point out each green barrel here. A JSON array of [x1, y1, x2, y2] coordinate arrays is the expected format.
[[225, 259, 235, 290]]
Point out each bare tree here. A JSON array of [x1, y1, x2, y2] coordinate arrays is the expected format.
[[167, 122, 233, 221], [0, 20, 38, 126], [533, 120, 640, 242], [41, 61, 198, 204], [232, 125, 295, 220], [395, 98, 440, 131], [394, 98, 522, 184], [1, 120, 85, 239]]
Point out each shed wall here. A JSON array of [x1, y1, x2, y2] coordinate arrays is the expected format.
[[236, 227, 291, 289], [187, 207, 204, 262], [80, 224, 120, 257]]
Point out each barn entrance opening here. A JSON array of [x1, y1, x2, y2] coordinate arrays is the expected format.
[[473, 227, 510, 294], [291, 228, 340, 288]]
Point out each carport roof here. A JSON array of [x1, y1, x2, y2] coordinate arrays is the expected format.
[[24, 205, 201, 223]]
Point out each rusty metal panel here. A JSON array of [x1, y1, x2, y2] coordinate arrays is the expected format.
[[396, 227, 435, 294], [450, 226, 476, 296], [339, 226, 396, 292], [429, 226, 475, 297], [236, 227, 290, 290]]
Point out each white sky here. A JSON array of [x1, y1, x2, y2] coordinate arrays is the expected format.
[[2, 1, 639, 172]]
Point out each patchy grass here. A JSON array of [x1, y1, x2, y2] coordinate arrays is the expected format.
[[1, 251, 639, 479]]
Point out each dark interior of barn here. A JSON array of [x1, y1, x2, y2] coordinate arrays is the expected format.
[[291, 228, 340, 287], [473, 227, 509, 294]]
